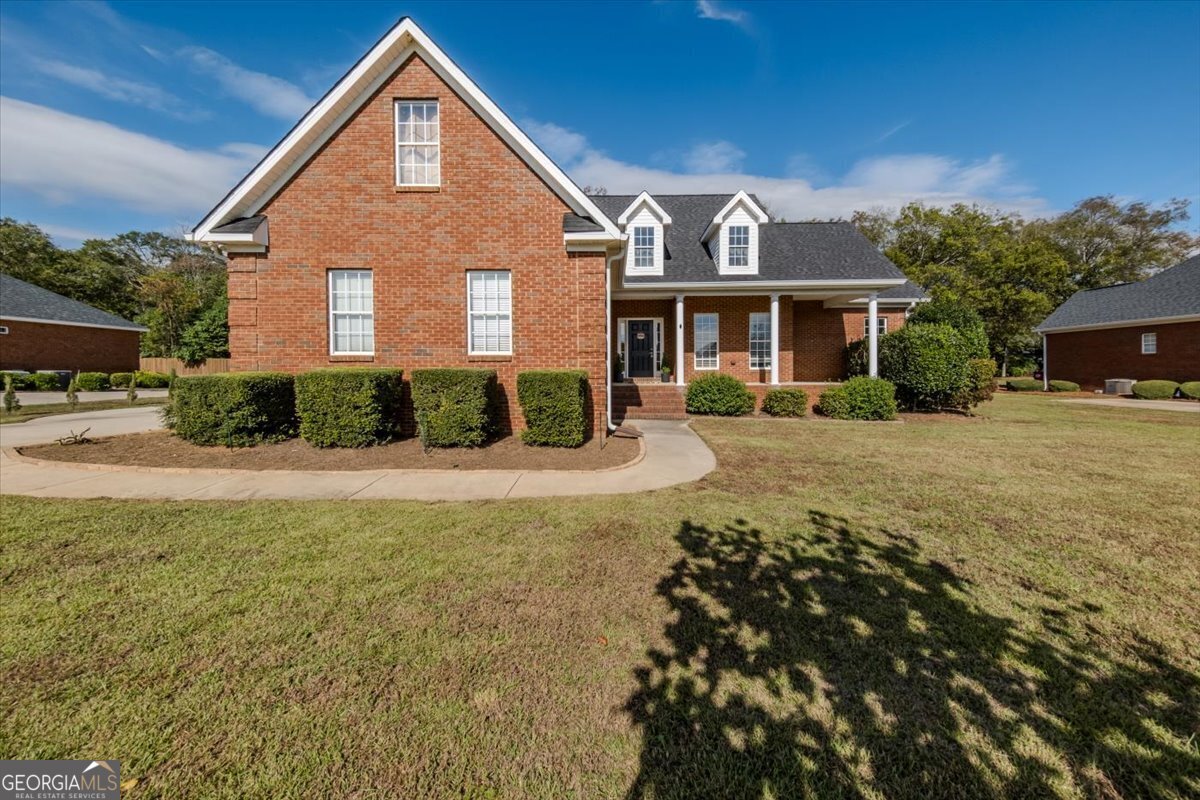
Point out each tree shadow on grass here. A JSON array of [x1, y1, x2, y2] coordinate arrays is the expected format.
[[624, 514, 1199, 799]]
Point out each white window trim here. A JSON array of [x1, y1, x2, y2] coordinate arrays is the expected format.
[[727, 225, 751, 269], [394, 99, 441, 187], [694, 312, 719, 371], [749, 311, 772, 370], [1141, 332, 1157, 355], [328, 269, 375, 356], [466, 270, 513, 356], [632, 226, 656, 270], [863, 315, 888, 337]]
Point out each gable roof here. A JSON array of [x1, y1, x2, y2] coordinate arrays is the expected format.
[[590, 194, 908, 286], [1037, 255, 1200, 332], [190, 18, 619, 243], [0, 273, 145, 332]]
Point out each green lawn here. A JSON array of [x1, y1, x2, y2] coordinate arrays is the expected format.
[[1, 394, 1197, 799], [0, 397, 166, 424]]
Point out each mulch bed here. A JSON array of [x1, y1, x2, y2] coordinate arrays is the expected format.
[[19, 430, 641, 472]]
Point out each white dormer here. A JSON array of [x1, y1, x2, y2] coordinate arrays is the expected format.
[[703, 190, 769, 275], [618, 191, 671, 276]]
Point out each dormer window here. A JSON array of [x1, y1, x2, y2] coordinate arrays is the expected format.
[[728, 226, 750, 267], [704, 191, 769, 275], [618, 192, 671, 276], [633, 227, 655, 268]]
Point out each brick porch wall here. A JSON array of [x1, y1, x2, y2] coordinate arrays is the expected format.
[[1045, 320, 1200, 390], [0, 319, 140, 374], [793, 301, 909, 382]]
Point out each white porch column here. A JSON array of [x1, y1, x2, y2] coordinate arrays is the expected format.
[[769, 292, 780, 385], [674, 293, 685, 386], [867, 292, 879, 378]]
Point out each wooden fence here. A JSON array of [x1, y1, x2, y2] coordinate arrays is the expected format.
[[139, 357, 231, 376]]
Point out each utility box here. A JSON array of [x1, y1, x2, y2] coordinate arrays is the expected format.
[[1105, 378, 1135, 396]]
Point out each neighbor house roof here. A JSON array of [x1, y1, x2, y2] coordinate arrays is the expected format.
[[589, 194, 910, 287], [0, 273, 146, 332], [1037, 255, 1200, 332]]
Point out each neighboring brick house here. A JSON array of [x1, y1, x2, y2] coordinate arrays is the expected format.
[[190, 17, 921, 435], [1037, 255, 1200, 390], [0, 273, 144, 375]]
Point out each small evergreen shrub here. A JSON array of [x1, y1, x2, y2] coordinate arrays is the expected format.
[[411, 368, 496, 447], [819, 377, 898, 421], [845, 338, 869, 378], [1, 372, 33, 390], [3, 375, 19, 413], [1048, 380, 1081, 392], [1131, 380, 1179, 400], [109, 372, 134, 388], [685, 373, 755, 416], [1005, 379, 1043, 392], [962, 358, 998, 406], [137, 371, 170, 388], [295, 368, 404, 447], [65, 376, 79, 410], [27, 372, 62, 391], [1179, 381, 1200, 400], [168, 372, 296, 446], [75, 372, 110, 391], [516, 370, 589, 447], [878, 323, 971, 410], [761, 388, 809, 417]]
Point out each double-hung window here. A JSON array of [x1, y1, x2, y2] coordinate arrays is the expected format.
[[863, 316, 888, 337], [468, 271, 512, 355], [329, 270, 374, 355], [694, 313, 719, 370], [633, 226, 655, 269], [1141, 332, 1157, 354], [749, 312, 772, 370], [395, 100, 440, 186], [727, 225, 750, 267]]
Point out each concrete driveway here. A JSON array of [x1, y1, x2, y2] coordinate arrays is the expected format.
[[14, 389, 169, 406]]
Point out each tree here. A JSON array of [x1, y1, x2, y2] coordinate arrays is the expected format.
[[176, 295, 230, 366], [3, 375, 19, 414]]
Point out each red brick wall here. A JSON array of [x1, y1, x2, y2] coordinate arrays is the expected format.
[[1046, 321, 1200, 389], [228, 54, 607, 435], [0, 319, 140, 374], [792, 302, 908, 381]]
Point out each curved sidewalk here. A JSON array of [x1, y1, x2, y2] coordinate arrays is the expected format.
[[0, 407, 715, 501]]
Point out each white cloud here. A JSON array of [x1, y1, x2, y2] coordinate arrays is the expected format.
[[682, 140, 746, 174], [0, 96, 263, 215], [39, 222, 103, 247], [522, 119, 589, 164], [696, 0, 749, 27], [180, 46, 314, 121], [31, 58, 206, 121], [524, 119, 1047, 219]]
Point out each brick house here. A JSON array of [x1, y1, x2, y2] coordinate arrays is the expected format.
[[1037, 255, 1199, 390], [0, 273, 143, 375], [190, 18, 921, 436]]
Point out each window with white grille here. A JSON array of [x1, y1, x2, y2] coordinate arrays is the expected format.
[[329, 270, 374, 355], [1141, 332, 1157, 354], [727, 225, 750, 267], [633, 226, 655, 268], [468, 271, 512, 355], [694, 313, 719, 370], [863, 316, 888, 337], [750, 312, 771, 369], [395, 100, 440, 186]]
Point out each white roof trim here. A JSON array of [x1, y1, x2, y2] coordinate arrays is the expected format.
[[0, 314, 147, 333], [702, 190, 769, 241], [191, 18, 619, 242], [1036, 313, 1200, 334], [205, 218, 269, 252], [617, 191, 673, 225], [620, 277, 908, 291]]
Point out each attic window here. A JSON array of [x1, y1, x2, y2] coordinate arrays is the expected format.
[[395, 100, 440, 186], [633, 226, 655, 268], [728, 225, 750, 267]]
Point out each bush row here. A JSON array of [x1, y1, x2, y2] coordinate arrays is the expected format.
[[819, 377, 898, 421], [683, 373, 897, 421], [1, 370, 170, 391]]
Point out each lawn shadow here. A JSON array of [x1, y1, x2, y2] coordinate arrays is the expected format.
[[624, 513, 1199, 799]]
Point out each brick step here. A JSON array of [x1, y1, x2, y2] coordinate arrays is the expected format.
[[612, 384, 687, 421]]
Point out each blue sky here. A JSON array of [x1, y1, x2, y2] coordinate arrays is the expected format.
[[1, 0, 1197, 246]]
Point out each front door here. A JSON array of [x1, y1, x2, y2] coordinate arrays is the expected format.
[[628, 320, 655, 377]]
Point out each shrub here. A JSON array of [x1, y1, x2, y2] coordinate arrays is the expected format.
[[1005, 378, 1043, 392], [65, 376, 79, 410], [1048, 380, 1081, 392], [27, 372, 62, 391], [761, 388, 808, 417], [411, 368, 496, 447], [168, 372, 296, 446], [877, 323, 971, 410], [1179, 381, 1200, 400], [295, 368, 404, 447], [3, 375, 18, 413], [961, 358, 997, 406], [75, 372, 110, 391], [109, 372, 134, 388], [1, 372, 33, 390], [137, 371, 170, 388], [1131, 380, 1179, 400], [516, 370, 588, 447], [819, 377, 897, 421], [845, 338, 869, 378], [685, 373, 755, 416], [908, 298, 990, 358]]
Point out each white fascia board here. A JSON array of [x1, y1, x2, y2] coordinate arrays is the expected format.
[[1035, 313, 1200, 334], [192, 18, 620, 241], [205, 218, 269, 252], [1, 315, 148, 333], [617, 192, 672, 225], [702, 190, 770, 241], [828, 295, 930, 308], [619, 277, 908, 293]]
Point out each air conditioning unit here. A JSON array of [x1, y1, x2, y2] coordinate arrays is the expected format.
[[1105, 379, 1134, 396]]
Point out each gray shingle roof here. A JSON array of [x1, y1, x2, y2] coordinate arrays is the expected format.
[[562, 213, 604, 233], [1038, 255, 1200, 331], [589, 194, 907, 285], [877, 280, 927, 300], [211, 215, 265, 234], [0, 273, 145, 331]]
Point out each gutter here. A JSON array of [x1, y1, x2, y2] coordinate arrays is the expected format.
[[605, 246, 621, 437]]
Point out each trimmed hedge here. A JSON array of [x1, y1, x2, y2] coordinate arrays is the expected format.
[[138, 371, 170, 388], [1048, 380, 1081, 392], [1, 372, 33, 390], [1131, 380, 1179, 400], [685, 373, 755, 416], [109, 372, 134, 388], [295, 368, 404, 447], [411, 368, 497, 447], [1179, 381, 1200, 400], [168, 372, 296, 446], [1005, 378, 1043, 392], [877, 323, 971, 410], [516, 370, 588, 447], [75, 372, 110, 391], [819, 377, 898, 421], [26, 372, 62, 391], [761, 388, 808, 417]]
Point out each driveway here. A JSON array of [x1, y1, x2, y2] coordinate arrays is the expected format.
[[1055, 397, 1198, 413], [14, 389, 169, 406]]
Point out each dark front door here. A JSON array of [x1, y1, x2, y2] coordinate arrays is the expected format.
[[628, 320, 655, 377]]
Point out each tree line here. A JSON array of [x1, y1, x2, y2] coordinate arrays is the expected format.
[[0, 219, 228, 365]]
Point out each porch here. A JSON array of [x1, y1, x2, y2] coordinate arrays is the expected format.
[[612, 380, 837, 422]]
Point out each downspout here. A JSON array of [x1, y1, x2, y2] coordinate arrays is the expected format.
[[1042, 334, 1048, 391], [605, 245, 623, 435]]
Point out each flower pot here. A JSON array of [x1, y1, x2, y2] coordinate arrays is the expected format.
[[661, 372, 671, 383]]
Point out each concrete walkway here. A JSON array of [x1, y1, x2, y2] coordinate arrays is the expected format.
[[14, 389, 169, 406], [1055, 397, 1199, 413], [0, 407, 715, 501]]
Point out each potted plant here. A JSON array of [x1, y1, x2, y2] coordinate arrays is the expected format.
[[614, 353, 625, 383], [660, 356, 672, 383]]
